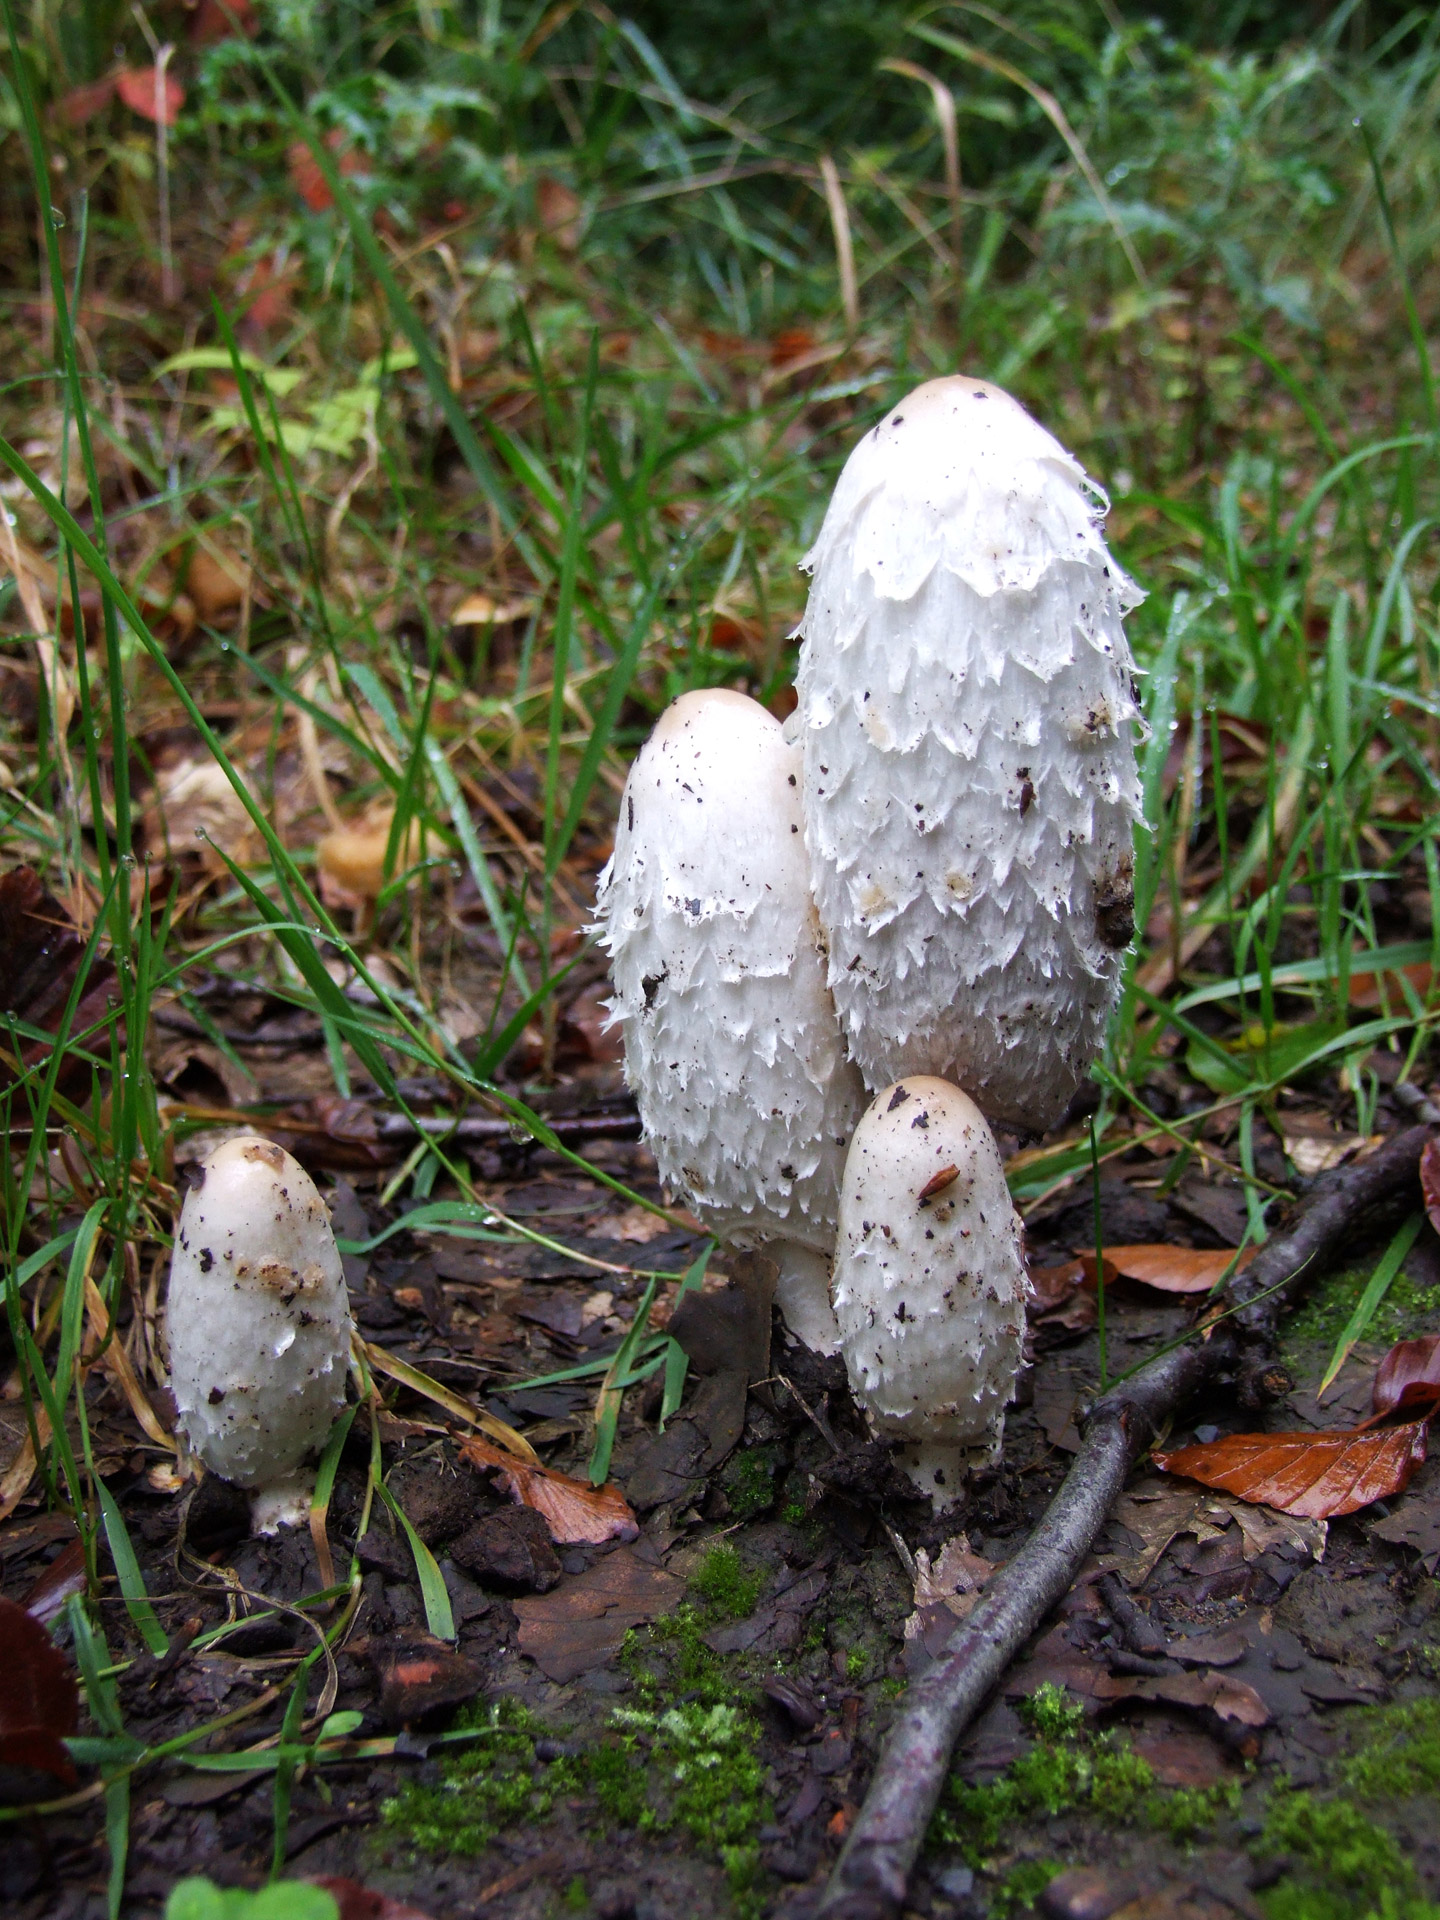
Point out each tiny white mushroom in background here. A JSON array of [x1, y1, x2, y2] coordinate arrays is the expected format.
[[593, 687, 866, 1352], [832, 1076, 1028, 1496], [167, 1136, 353, 1533], [793, 375, 1144, 1134]]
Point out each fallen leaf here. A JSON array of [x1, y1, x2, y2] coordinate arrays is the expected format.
[[21, 1539, 87, 1625], [1284, 1133, 1370, 1176], [1373, 1334, 1440, 1417], [116, 67, 184, 126], [1126, 1728, 1233, 1790], [317, 811, 425, 909], [1026, 1259, 1098, 1339], [588, 1204, 673, 1244], [1422, 1137, 1440, 1238], [1155, 1419, 1430, 1519], [512, 1546, 683, 1682], [708, 1562, 831, 1657], [0, 1596, 80, 1787], [903, 1534, 995, 1663], [558, 989, 624, 1065], [449, 591, 536, 626], [287, 131, 360, 213], [1078, 1245, 1254, 1294], [1349, 960, 1435, 1010], [1369, 1457, 1440, 1572], [309, 1880, 436, 1920], [191, 0, 257, 43], [184, 543, 249, 623], [1216, 1496, 1327, 1565], [458, 1434, 639, 1545], [1094, 1667, 1271, 1743], [56, 78, 117, 125], [536, 175, 583, 249], [1099, 1480, 1227, 1584]]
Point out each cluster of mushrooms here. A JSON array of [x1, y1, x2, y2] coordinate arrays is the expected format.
[[163, 374, 1143, 1529], [595, 376, 1144, 1497]]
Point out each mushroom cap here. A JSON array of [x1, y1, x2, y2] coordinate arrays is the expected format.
[[793, 375, 1144, 1132], [831, 1076, 1028, 1467], [594, 687, 864, 1251], [168, 1136, 352, 1495]]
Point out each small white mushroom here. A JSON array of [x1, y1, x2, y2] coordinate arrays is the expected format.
[[593, 688, 866, 1351], [167, 1136, 353, 1532], [832, 1076, 1028, 1496], [793, 375, 1144, 1134]]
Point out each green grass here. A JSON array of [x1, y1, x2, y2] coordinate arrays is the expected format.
[[3, 1, 1440, 1909]]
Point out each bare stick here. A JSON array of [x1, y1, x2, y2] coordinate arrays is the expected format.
[[817, 1122, 1434, 1918]]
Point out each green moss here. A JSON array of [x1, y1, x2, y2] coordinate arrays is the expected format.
[[1344, 1696, 1440, 1800], [689, 1543, 765, 1620], [609, 1702, 769, 1913], [586, 1739, 649, 1828], [622, 1602, 736, 1706], [1145, 1779, 1242, 1843], [380, 1699, 551, 1855], [563, 1877, 588, 1911], [993, 1862, 1063, 1915], [721, 1445, 781, 1521], [1285, 1266, 1440, 1354], [1259, 1790, 1413, 1909]]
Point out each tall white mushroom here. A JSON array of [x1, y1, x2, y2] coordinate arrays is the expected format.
[[793, 376, 1144, 1135], [168, 1136, 353, 1532], [594, 688, 866, 1352], [832, 1076, 1028, 1495]]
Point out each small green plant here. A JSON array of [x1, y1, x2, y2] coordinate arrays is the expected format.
[[563, 1876, 589, 1911], [623, 1604, 736, 1706], [1147, 1778, 1243, 1843], [166, 1884, 337, 1920], [846, 1648, 868, 1682], [721, 1446, 781, 1521], [1017, 1682, 1086, 1742], [1344, 1696, 1440, 1800], [689, 1543, 765, 1621], [609, 1702, 769, 1910]]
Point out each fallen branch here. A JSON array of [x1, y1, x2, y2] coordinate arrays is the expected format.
[[817, 1121, 1435, 1919]]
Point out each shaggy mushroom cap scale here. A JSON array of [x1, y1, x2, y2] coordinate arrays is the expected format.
[[168, 1136, 352, 1519], [794, 375, 1144, 1133], [832, 1077, 1028, 1490], [594, 688, 864, 1255]]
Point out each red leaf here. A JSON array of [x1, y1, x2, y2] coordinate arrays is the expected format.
[[1422, 1136, 1440, 1238], [1374, 1335, 1440, 1418], [191, 0, 257, 44], [1155, 1419, 1430, 1519], [115, 67, 185, 127], [287, 131, 362, 213], [458, 1435, 639, 1545], [55, 78, 116, 126], [309, 1879, 437, 1920], [21, 1539, 87, 1626], [1078, 1244, 1255, 1294], [0, 1597, 80, 1787]]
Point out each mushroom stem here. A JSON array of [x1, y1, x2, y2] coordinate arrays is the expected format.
[[769, 1240, 842, 1356]]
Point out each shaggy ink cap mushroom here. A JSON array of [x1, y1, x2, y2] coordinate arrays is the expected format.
[[593, 688, 865, 1352], [793, 375, 1145, 1134], [168, 1136, 353, 1532], [832, 1076, 1029, 1495]]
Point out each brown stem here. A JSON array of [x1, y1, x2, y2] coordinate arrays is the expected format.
[[817, 1123, 1435, 1919]]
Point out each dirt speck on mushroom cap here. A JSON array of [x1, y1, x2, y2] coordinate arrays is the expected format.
[[793, 374, 1144, 1133]]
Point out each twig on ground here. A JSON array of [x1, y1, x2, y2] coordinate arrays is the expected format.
[[817, 1120, 1436, 1919]]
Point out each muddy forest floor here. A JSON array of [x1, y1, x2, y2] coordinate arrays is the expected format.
[[5, 4, 1440, 1919]]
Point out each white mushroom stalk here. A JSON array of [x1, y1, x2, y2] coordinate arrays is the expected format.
[[594, 688, 865, 1352], [167, 1137, 353, 1532], [832, 1077, 1029, 1495], [793, 376, 1145, 1134]]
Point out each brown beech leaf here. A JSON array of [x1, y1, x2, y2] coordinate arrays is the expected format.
[[115, 66, 184, 126], [21, 1539, 87, 1626], [309, 1879, 436, 1920], [1349, 960, 1436, 1010], [0, 1596, 80, 1787], [1078, 1244, 1255, 1294], [1422, 1136, 1440, 1238], [458, 1434, 639, 1545], [1373, 1335, 1440, 1418], [1155, 1419, 1430, 1519], [1093, 1668, 1270, 1757]]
